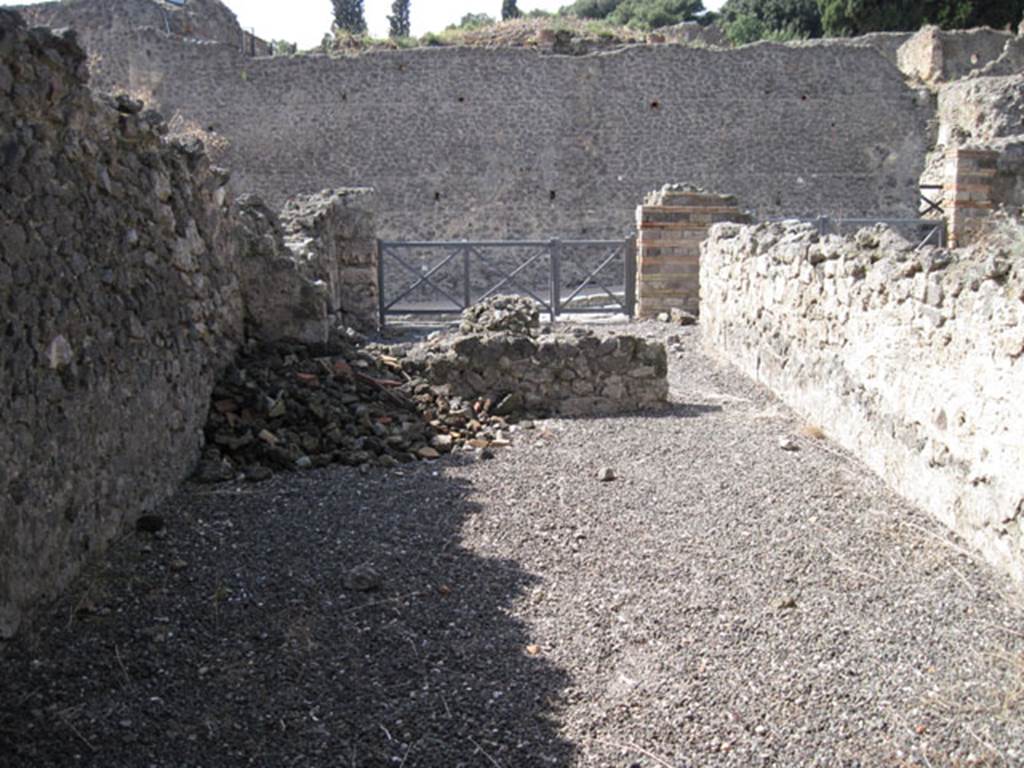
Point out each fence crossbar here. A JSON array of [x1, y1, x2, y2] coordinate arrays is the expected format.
[[476, 250, 547, 305], [470, 245, 554, 313], [560, 246, 624, 310], [383, 245, 464, 311]]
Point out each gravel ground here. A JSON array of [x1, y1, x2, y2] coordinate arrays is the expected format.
[[3, 321, 1023, 767]]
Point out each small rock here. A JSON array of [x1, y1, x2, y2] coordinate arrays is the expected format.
[[417, 446, 440, 460], [778, 436, 799, 451], [493, 391, 524, 417], [245, 465, 273, 482], [193, 458, 235, 484], [476, 447, 496, 461], [669, 307, 697, 326], [656, 312, 670, 323], [774, 595, 798, 610], [430, 433, 454, 451], [169, 559, 188, 573], [135, 514, 165, 533], [345, 564, 382, 592], [597, 467, 616, 482], [295, 455, 313, 469]]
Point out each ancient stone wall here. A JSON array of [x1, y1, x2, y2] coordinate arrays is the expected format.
[[50, 25, 931, 238], [897, 25, 1014, 84], [931, 67, 1024, 214], [234, 189, 379, 341], [14, 0, 268, 55], [701, 220, 1024, 582], [406, 306, 668, 417], [0, 11, 245, 637], [279, 190, 379, 333]]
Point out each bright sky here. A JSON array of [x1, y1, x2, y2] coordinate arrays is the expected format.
[[6, 0, 727, 48]]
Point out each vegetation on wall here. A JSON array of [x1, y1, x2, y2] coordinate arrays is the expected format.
[[270, 39, 299, 55], [560, 0, 706, 28], [715, 0, 1022, 43], [321, 0, 1022, 50]]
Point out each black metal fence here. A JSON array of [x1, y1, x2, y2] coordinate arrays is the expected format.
[[377, 238, 636, 326]]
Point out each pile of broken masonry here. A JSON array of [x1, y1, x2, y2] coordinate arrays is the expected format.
[[195, 296, 545, 482], [196, 295, 668, 482]]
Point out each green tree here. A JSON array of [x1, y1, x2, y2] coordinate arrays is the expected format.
[[561, 0, 622, 17], [332, 0, 367, 34], [817, 0, 919, 35], [817, 0, 1023, 35], [270, 39, 298, 55], [502, 0, 522, 20], [923, 0, 1023, 29], [720, 0, 821, 43], [448, 12, 496, 29], [388, 0, 410, 37], [561, 0, 705, 28]]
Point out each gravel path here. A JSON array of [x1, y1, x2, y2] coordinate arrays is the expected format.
[[3, 322, 1023, 767]]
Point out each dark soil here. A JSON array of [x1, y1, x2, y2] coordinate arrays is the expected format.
[[2, 322, 1023, 767]]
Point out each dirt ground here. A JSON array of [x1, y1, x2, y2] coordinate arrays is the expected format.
[[2, 322, 1023, 767]]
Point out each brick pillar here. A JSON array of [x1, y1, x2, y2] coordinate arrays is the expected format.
[[945, 147, 999, 248], [635, 186, 747, 318]]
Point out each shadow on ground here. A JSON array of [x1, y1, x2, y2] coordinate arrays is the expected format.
[[0, 463, 573, 766]]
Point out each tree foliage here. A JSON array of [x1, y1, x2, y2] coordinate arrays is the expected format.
[[561, 0, 705, 29], [720, 0, 822, 44], [817, 0, 1024, 36], [270, 39, 298, 55], [502, 0, 523, 20], [449, 12, 497, 30], [331, 0, 367, 34], [388, 0, 410, 38]]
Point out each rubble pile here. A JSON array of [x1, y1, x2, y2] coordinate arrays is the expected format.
[[197, 296, 668, 481], [195, 334, 519, 482], [458, 294, 541, 335]]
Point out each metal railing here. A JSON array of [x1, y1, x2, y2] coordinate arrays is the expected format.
[[377, 238, 636, 326], [919, 184, 944, 217]]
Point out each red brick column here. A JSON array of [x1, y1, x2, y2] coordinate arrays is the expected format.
[[635, 186, 747, 318], [945, 147, 999, 248]]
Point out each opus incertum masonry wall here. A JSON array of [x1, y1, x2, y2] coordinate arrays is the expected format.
[[19, 9, 933, 240]]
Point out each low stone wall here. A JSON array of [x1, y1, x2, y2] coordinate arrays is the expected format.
[[405, 324, 668, 418], [0, 12, 243, 636], [701, 220, 1024, 581]]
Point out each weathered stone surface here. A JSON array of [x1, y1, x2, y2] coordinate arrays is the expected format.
[[702, 218, 1024, 582], [0, 11, 243, 637], [234, 189, 378, 342], [459, 295, 539, 335], [405, 299, 668, 417], [19, 1, 931, 233]]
